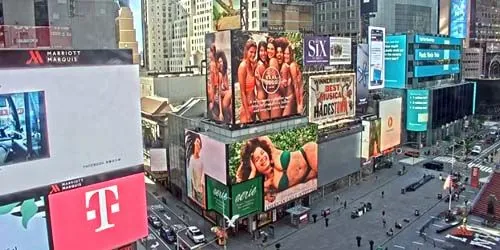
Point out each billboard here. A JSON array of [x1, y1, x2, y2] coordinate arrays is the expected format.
[[470, 166, 479, 188], [0, 196, 50, 250], [414, 49, 461, 61], [231, 31, 305, 124], [308, 73, 355, 124], [356, 44, 369, 107], [407, 89, 429, 132], [150, 148, 168, 172], [184, 130, 227, 208], [49, 173, 148, 250], [414, 64, 460, 77], [379, 98, 402, 151], [206, 31, 234, 123], [231, 176, 263, 217], [329, 37, 352, 65], [385, 35, 407, 89], [206, 176, 230, 216], [0, 25, 72, 49], [361, 121, 371, 160], [368, 26, 385, 89], [228, 125, 318, 210], [0, 64, 143, 197], [213, 0, 241, 31], [303, 36, 330, 65], [414, 35, 462, 46], [449, 0, 468, 39], [369, 119, 382, 157], [303, 36, 352, 66], [318, 131, 361, 185]]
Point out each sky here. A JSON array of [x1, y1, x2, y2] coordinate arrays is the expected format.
[[129, 0, 143, 53]]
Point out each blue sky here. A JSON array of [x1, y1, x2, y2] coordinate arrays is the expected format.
[[129, 0, 143, 53]]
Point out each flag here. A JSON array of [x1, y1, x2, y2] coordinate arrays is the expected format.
[[443, 175, 453, 190]]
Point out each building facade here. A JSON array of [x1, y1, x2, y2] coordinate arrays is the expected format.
[[313, 0, 360, 37], [116, 6, 140, 64], [370, 0, 437, 34], [0, 0, 118, 49], [249, 0, 313, 32], [462, 47, 484, 79], [142, 0, 168, 71]]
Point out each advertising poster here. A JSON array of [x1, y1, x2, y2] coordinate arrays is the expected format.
[[231, 31, 305, 124], [414, 64, 460, 77], [185, 130, 227, 208], [379, 98, 402, 151], [206, 31, 234, 123], [150, 148, 168, 172], [407, 89, 429, 132], [414, 49, 461, 61], [470, 166, 479, 189], [318, 132, 361, 185], [303, 36, 330, 65], [368, 26, 385, 89], [206, 176, 230, 216], [361, 120, 371, 160], [0, 196, 50, 250], [369, 119, 381, 157], [0, 64, 143, 197], [385, 35, 407, 89], [414, 35, 462, 46], [329, 37, 352, 65], [449, 0, 468, 39], [49, 173, 148, 250], [213, 0, 241, 31], [356, 44, 369, 107], [309, 73, 356, 123], [228, 125, 318, 211], [231, 176, 263, 217]]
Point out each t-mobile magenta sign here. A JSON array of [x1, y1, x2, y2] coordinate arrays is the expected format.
[[49, 173, 147, 250]]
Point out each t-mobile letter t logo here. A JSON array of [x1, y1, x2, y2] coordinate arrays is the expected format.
[[85, 185, 120, 232]]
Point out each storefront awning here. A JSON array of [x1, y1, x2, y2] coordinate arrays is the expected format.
[[286, 205, 310, 216]]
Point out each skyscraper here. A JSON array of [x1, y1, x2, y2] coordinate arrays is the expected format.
[[116, 6, 140, 64]]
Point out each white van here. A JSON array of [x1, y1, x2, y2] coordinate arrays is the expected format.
[[471, 145, 482, 155]]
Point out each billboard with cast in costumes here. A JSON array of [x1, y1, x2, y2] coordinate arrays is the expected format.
[[0, 63, 143, 197], [308, 73, 356, 124], [205, 30, 305, 125], [228, 125, 318, 211], [184, 130, 227, 209]]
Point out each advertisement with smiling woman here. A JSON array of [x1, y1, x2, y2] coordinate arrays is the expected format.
[[228, 125, 318, 211]]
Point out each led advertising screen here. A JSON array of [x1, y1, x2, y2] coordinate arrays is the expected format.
[[369, 119, 382, 157], [449, 0, 468, 39], [228, 125, 318, 211], [329, 37, 352, 65], [308, 73, 356, 124], [0, 196, 50, 250], [49, 173, 148, 250], [212, 0, 241, 31], [206, 176, 230, 216], [231, 176, 263, 217], [379, 98, 402, 151], [361, 120, 371, 160], [407, 89, 429, 132], [0, 64, 143, 197], [184, 130, 227, 208], [318, 131, 361, 185], [414, 49, 461, 61], [414, 35, 462, 46], [206, 31, 234, 123], [368, 26, 385, 89], [385, 35, 407, 89], [356, 44, 369, 107], [414, 64, 460, 77], [231, 31, 305, 124], [303, 36, 352, 66]]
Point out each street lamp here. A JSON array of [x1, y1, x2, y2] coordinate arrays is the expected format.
[[176, 226, 189, 250], [221, 197, 239, 250]]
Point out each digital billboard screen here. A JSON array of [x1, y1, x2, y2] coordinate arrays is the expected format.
[[407, 89, 429, 132], [308, 73, 355, 124], [303, 36, 351, 66], [384, 35, 407, 89], [49, 173, 148, 250], [318, 131, 361, 185], [0, 196, 50, 250], [212, 0, 241, 31], [356, 44, 369, 107], [414, 49, 461, 61], [0, 64, 143, 197], [361, 121, 371, 160], [229, 125, 318, 211], [369, 119, 382, 157], [450, 0, 468, 39], [414, 35, 462, 46], [184, 130, 227, 208], [368, 26, 385, 89], [329, 37, 352, 65], [379, 98, 402, 151], [414, 64, 460, 77]]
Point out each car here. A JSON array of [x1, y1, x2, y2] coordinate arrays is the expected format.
[[375, 160, 392, 170], [186, 226, 206, 244], [404, 151, 420, 158], [471, 145, 482, 155], [160, 226, 177, 243], [148, 215, 163, 229], [423, 161, 444, 171]]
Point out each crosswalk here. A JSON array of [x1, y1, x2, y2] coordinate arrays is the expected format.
[[432, 156, 494, 173]]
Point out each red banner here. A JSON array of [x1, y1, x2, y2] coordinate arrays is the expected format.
[[0, 25, 72, 49], [470, 166, 480, 188]]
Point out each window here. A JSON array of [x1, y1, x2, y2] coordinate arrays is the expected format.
[[252, 1, 256, 8], [252, 11, 257, 18]]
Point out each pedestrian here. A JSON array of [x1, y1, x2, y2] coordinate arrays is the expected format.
[[356, 236, 362, 247], [383, 218, 386, 228], [344, 200, 347, 209], [336, 195, 340, 203], [375, 175, 378, 181], [381, 191, 385, 198], [325, 217, 329, 227], [382, 210, 385, 217]]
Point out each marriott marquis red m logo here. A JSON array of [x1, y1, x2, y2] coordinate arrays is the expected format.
[[26, 50, 44, 65]]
